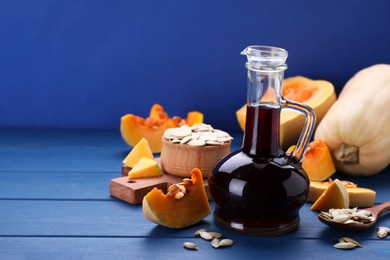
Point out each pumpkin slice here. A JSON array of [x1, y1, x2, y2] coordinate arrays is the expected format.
[[142, 168, 211, 228], [128, 157, 162, 179], [185, 111, 204, 126], [311, 179, 349, 211], [301, 140, 336, 181], [122, 138, 154, 168], [236, 76, 336, 149], [120, 104, 204, 153], [308, 180, 376, 208]]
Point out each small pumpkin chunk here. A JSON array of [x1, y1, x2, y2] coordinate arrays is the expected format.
[[308, 179, 376, 208], [302, 140, 336, 181], [142, 168, 211, 228], [123, 138, 154, 168], [128, 158, 162, 179], [311, 179, 349, 211]]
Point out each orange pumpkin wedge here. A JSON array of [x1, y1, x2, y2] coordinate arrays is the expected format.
[[120, 104, 203, 153], [142, 168, 211, 228], [308, 179, 376, 208], [287, 140, 336, 181], [236, 76, 336, 149], [311, 179, 349, 211], [302, 140, 336, 181]]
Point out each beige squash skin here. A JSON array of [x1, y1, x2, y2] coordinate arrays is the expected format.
[[315, 64, 390, 176]]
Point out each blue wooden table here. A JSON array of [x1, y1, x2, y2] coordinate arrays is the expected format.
[[1, 129, 389, 259]]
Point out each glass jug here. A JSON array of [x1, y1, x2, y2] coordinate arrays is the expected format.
[[209, 45, 316, 235]]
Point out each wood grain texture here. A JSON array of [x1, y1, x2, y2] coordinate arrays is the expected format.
[[1, 129, 390, 259]]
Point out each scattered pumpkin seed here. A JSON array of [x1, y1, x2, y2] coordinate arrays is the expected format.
[[208, 232, 223, 239], [183, 242, 198, 250], [334, 242, 357, 250], [200, 231, 213, 241], [194, 228, 208, 236], [190, 228, 234, 250], [377, 226, 390, 239], [219, 239, 234, 247], [211, 238, 221, 248], [339, 237, 362, 247]]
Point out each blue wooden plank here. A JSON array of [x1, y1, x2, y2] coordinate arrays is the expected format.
[[0, 171, 117, 200], [0, 236, 389, 260], [1, 169, 390, 204], [0, 129, 243, 172], [1, 200, 390, 241]]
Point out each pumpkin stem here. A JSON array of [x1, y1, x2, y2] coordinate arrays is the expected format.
[[334, 143, 359, 164]]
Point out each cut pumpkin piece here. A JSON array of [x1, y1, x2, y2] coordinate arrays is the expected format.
[[123, 138, 154, 168], [236, 76, 336, 149], [301, 140, 336, 181], [311, 179, 349, 211], [120, 104, 204, 153], [142, 168, 211, 228], [128, 157, 162, 179], [185, 111, 204, 126], [308, 180, 376, 208]]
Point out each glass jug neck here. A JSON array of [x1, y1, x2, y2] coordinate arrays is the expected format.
[[242, 46, 288, 107], [241, 46, 288, 157]]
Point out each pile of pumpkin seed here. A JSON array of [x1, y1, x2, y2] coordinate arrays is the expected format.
[[183, 228, 234, 250], [319, 207, 375, 224], [164, 124, 233, 146]]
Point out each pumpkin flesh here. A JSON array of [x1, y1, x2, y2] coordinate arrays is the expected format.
[[120, 104, 203, 153], [311, 179, 349, 211], [308, 180, 376, 208], [142, 168, 211, 228], [301, 140, 336, 181]]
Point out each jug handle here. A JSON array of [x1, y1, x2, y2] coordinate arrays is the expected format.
[[281, 98, 316, 162]]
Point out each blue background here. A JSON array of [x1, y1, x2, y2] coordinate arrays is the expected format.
[[1, 0, 389, 132]]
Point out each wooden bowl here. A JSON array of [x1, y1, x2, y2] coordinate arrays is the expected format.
[[160, 138, 231, 178]]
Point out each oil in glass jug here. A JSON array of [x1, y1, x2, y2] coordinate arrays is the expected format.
[[209, 45, 316, 235]]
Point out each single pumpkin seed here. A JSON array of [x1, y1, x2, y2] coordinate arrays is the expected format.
[[183, 178, 193, 185], [168, 184, 179, 193], [188, 139, 206, 147], [333, 214, 350, 223], [339, 237, 362, 248], [208, 232, 223, 239], [183, 242, 198, 250], [178, 184, 186, 194], [194, 228, 208, 236], [211, 238, 220, 248], [200, 231, 213, 241], [219, 239, 234, 247], [174, 191, 185, 200], [180, 136, 192, 144], [333, 242, 357, 250], [377, 226, 389, 238]]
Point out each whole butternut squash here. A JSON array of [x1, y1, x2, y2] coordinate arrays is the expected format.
[[315, 64, 390, 176]]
